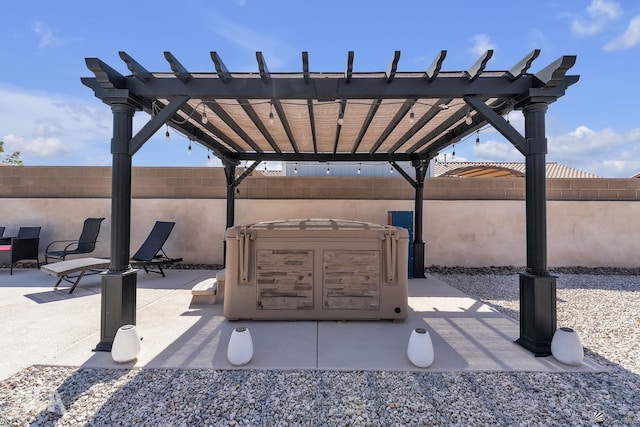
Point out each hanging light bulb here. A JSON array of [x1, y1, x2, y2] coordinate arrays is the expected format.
[[165, 124, 170, 141], [476, 131, 480, 146], [465, 110, 473, 125], [357, 163, 361, 175], [207, 150, 211, 161], [390, 166, 394, 174], [188, 140, 192, 154], [269, 102, 274, 124], [201, 103, 208, 124], [326, 164, 330, 175], [451, 144, 456, 159], [337, 112, 344, 126], [409, 107, 415, 124], [294, 163, 298, 174]]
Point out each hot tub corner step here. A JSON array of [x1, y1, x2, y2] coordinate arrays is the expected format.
[[191, 278, 220, 305]]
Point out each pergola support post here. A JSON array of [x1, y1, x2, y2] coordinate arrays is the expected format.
[[95, 103, 137, 352], [515, 103, 557, 356], [412, 160, 427, 278], [222, 161, 237, 267]]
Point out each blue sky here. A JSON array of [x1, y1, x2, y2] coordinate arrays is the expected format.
[[1, 0, 639, 177]]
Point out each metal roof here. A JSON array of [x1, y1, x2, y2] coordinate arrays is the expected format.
[[82, 50, 578, 166], [434, 161, 601, 178]]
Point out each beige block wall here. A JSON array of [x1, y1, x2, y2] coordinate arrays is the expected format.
[[547, 201, 640, 267], [2, 198, 638, 268]]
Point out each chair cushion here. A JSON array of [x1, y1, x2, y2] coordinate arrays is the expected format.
[[0, 245, 12, 251]]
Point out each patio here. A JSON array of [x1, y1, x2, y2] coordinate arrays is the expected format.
[[0, 267, 599, 382]]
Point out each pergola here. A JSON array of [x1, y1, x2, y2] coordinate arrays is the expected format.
[[83, 49, 578, 356]]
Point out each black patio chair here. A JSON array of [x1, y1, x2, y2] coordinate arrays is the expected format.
[[45, 217, 105, 263], [0, 226, 41, 274], [130, 221, 182, 277]]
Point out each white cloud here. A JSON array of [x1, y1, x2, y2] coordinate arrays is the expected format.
[[571, 0, 621, 36], [0, 85, 111, 164], [474, 139, 521, 162], [572, 20, 604, 36], [32, 21, 61, 48], [3, 134, 71, 157], [600, 159, 640, 175], [549, 125, 626, 157], [206, 11, 293, 70], [604, 15, 640, 50], [470, 34, 495, 57], [588, 0, 621, 20], [548, 125, 640, 177]]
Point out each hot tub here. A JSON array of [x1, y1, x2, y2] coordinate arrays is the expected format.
[[224, 219, 409, 321]]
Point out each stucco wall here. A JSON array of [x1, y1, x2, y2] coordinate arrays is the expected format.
[[1, 198, 638, 268], [2, 166, 638, 267]]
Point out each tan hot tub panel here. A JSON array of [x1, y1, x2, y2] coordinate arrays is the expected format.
[[224, 219, 409, 321]]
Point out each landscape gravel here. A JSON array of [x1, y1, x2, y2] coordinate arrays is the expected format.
[[1, 269, 638, 426]]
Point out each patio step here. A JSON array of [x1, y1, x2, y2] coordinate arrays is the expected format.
[[190, 278, 220, 305]]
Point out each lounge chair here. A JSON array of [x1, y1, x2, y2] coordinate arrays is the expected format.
[[45, 217, 105, 263], [41, 221, 182, 293], [0, 227, 41, 275], [130, 221, 182, 277]]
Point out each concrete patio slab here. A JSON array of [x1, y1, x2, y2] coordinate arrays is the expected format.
[[0, 267, 601, 381]]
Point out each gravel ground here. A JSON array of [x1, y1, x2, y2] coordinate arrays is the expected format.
[[1, 271, 639, 426]]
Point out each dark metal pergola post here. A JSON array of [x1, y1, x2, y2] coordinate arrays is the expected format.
[[516, 103, 557, 356], [222, 161, 237, 267], [94, 103, 137, 352], [412, 160, 427, 278]]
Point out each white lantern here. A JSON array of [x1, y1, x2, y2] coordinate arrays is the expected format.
[[407, 327, 434, 368], [227, 327, 253, 366], [111, 324, 141, 363], [550, 327, 583, 366]]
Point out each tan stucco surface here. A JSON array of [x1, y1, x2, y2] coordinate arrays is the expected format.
[[1, 198, 638, 268]]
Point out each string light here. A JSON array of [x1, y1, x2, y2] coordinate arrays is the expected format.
[[409, 107, 415, 124], [451, 144, 456, 159], [201, 103, 208, 124], [390, 166, 394, 174], [465, 109, 473, 125], [476, 130, 480, 146], [294, 163, 298, 174], [269, 102, 274, 124], [337, 112, 344, 126], [207, 150, 211, 161], [357, 163, 361, 174], [165, 124, 170, 141], [188, 140, 192, 154], [326, 164, 330, 175]]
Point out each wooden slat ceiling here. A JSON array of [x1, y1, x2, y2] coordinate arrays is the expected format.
[[82, 50, 579, 165]]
